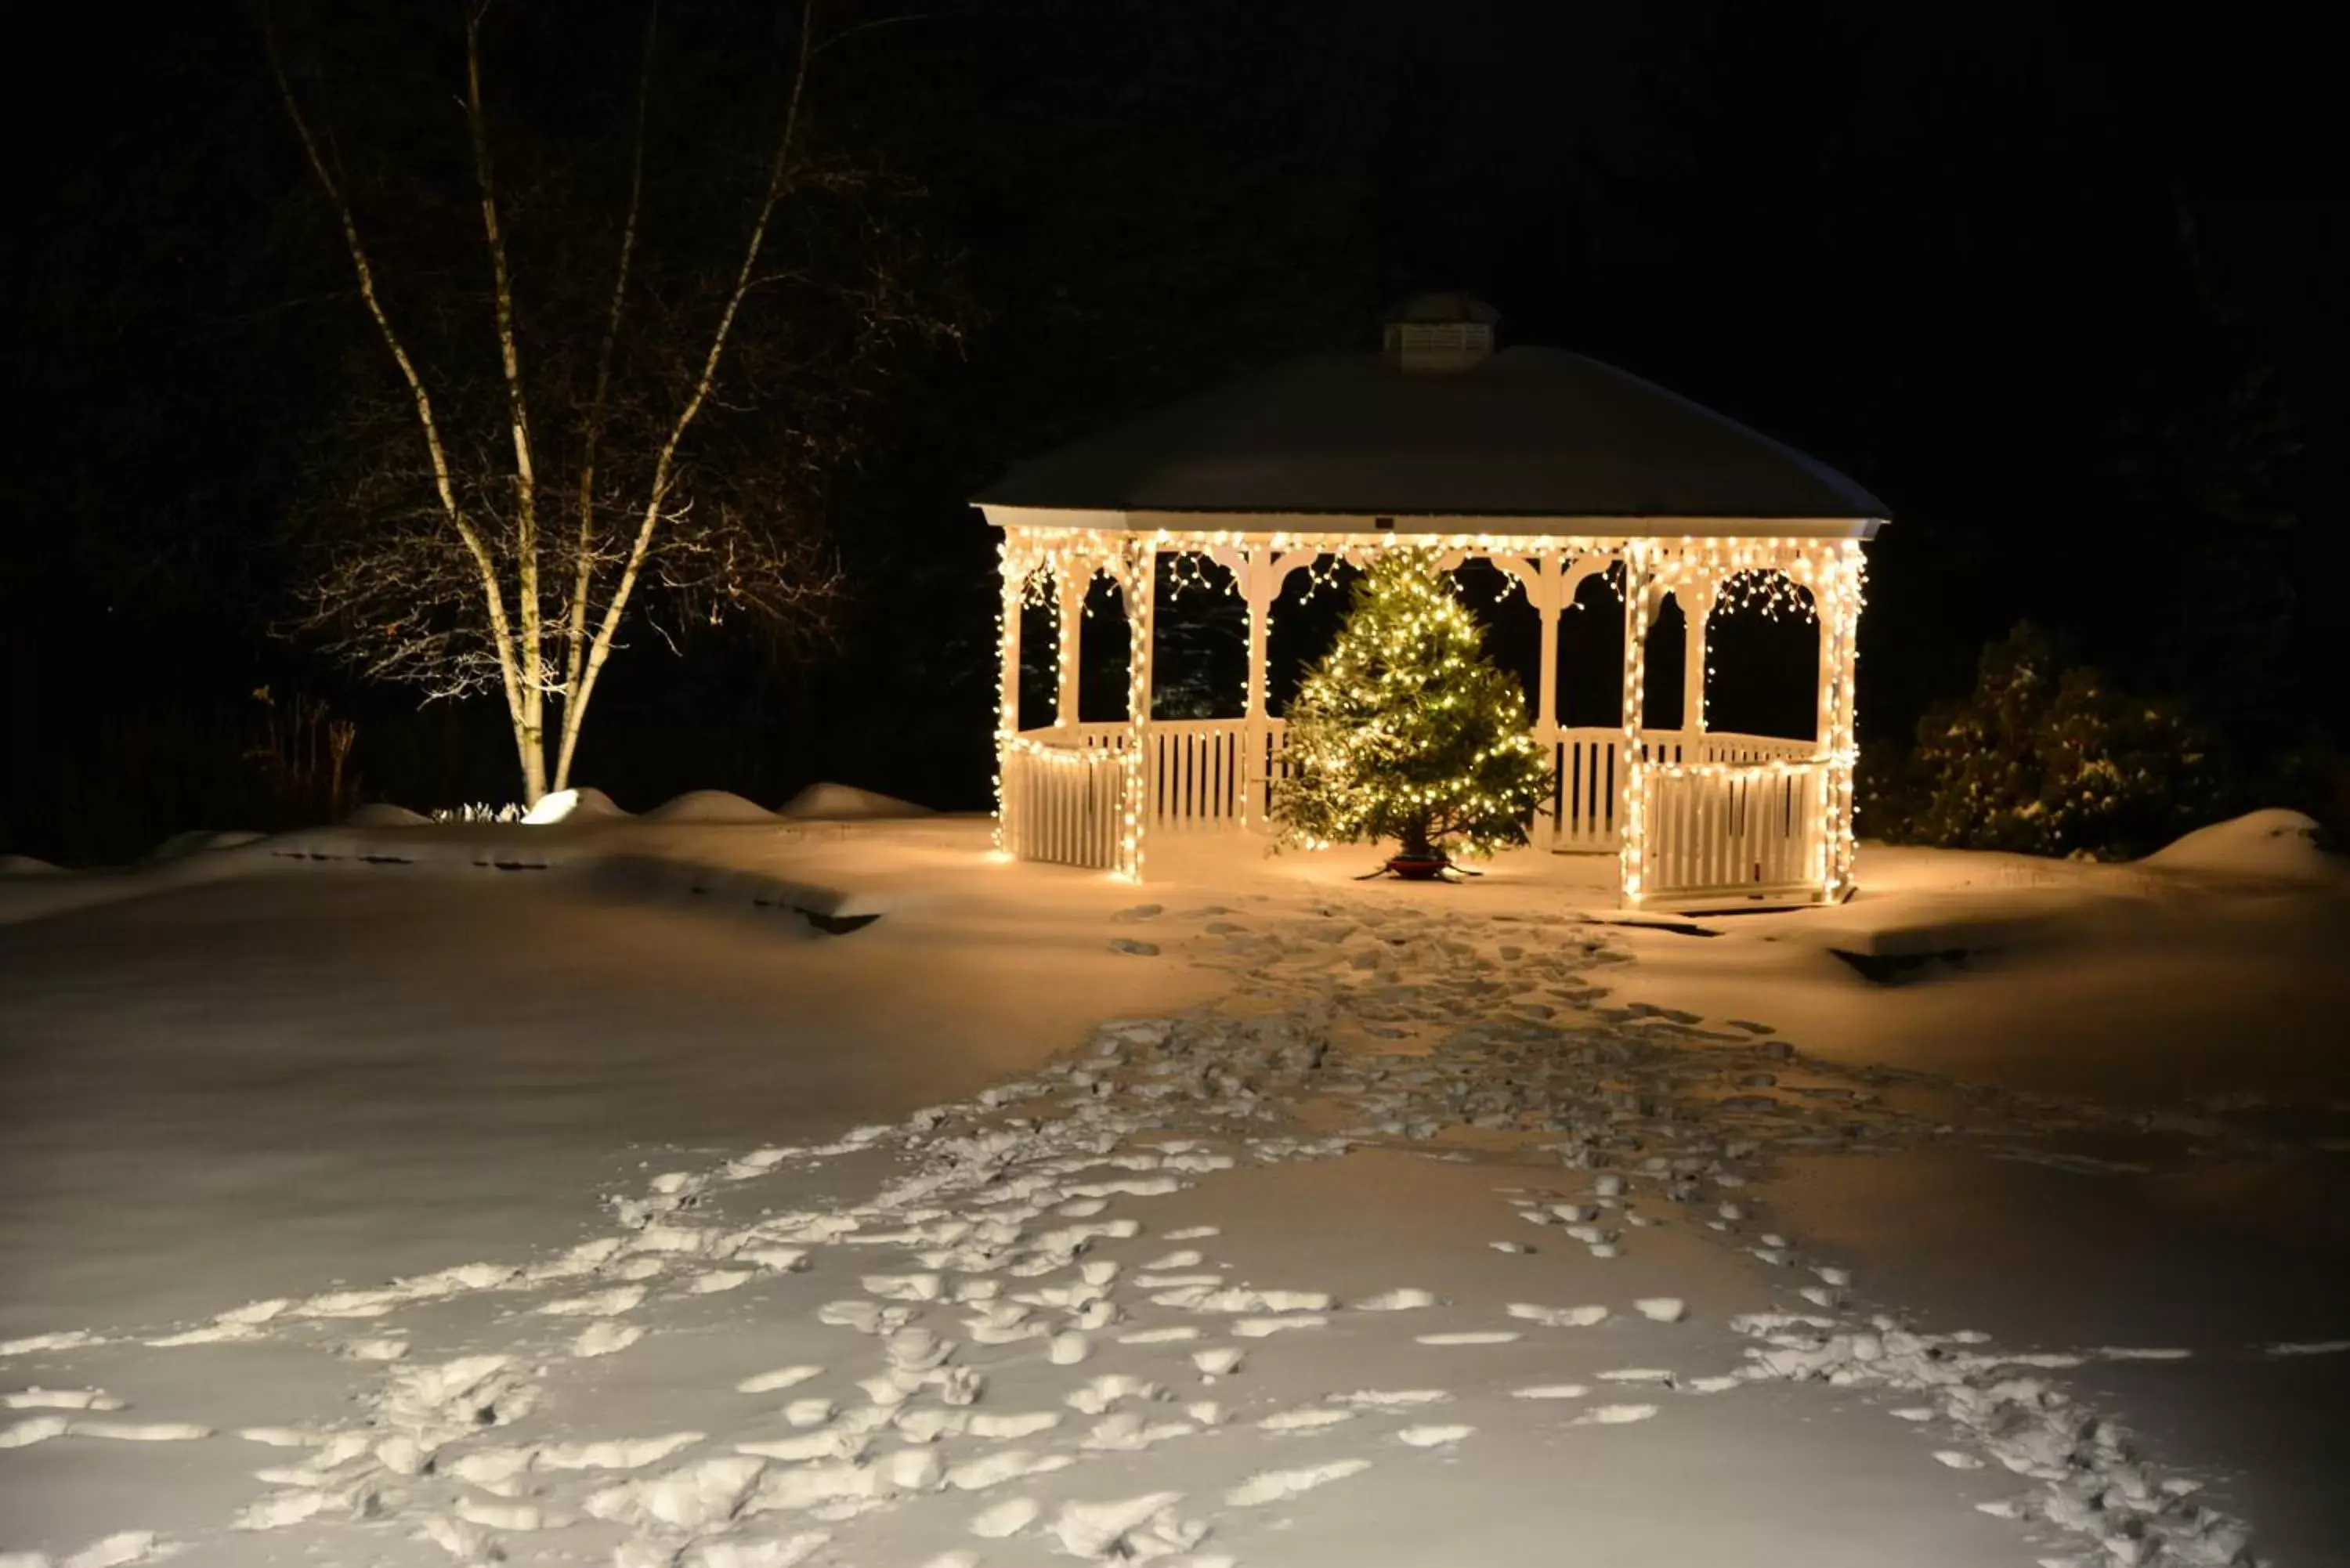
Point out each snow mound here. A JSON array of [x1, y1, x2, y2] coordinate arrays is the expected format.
[[522, 787, 632, 826], [144, 829, 266, 863], [644, 789, 779, 825], [0, 854, 63, 876], [2142, 809, 2337, 883], [776, 782, 933, 821], [342, 803, 430, 828]]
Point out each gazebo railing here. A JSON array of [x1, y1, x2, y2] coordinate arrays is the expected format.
[[1001, 732, 1124, 869], [1017, 719, 1279, 833], [1545, 728, 1814, 852], [1014, 718, 1818, 859], [1637, 757, 1828, 901]]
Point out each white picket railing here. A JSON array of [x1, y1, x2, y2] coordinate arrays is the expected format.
[[1638, 759, 1827, 901], [1007, 717, 1826, 898], [1690, 732, 1817, 766], [1148, 724, 1247, 831], [1001, 734, 1124, 869], [1542, 728, 1813, 852], [1549, 730, 1622, 851]]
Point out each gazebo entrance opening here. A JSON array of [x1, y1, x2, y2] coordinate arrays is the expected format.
[[992, 527, 1862, 908]]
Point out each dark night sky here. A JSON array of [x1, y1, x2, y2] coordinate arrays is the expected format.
[[1, 0, 2340, 862]]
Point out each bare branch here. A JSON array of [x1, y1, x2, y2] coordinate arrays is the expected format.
[[561, 0, 658, 716], [265, 4, 534, 778], [555, 0, 821, 787]]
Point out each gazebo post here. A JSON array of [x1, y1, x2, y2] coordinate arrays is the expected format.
[[994, 536, 1026, 854], [1618, 543, 1654, 904], [1531, 555, 1561, 850], [1118, 537, 1158, 880], [1681, 580, 1715, 737], [1056, 562, 1084, 729], [1241, 548, 1274, 826], [1817, 544, 1862, 900]]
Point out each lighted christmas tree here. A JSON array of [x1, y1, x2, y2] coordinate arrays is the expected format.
[[1273, 549, 1554, 864]]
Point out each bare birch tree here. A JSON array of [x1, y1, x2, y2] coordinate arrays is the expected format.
[[266, 2, 937, 801]]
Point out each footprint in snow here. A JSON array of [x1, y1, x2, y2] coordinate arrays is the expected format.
[[0, 1415, 70, 1448], [1191, 1349, 1244, 1378], [1257, 1407, 1355, 1433], [1573, 1404, 1658, 1425], [1354, 1288, 1439, 1312], [1119, 1326, 1201, 1345], [336, 1335, 409, 1363], [538, 1285, 648, 1317], [947, 1450, 1074, 1491], [0, 1331, 102, 1355], [1225, 1459, 1372, 1507], [683, 1270, 754, 1295], [968, 1493, 1042, 1537], [735, 1364, 823, 1394], [236, 1427, 316, 1447], [453, 1497, 551, 1532], [1332, 1389, 1452, 1408], [572, 1321, 645, 1358], [1068, 1374, 1161, 1414], [1415, 1331, 1519, 1346], [70, 1421, 215, 1442], [1396, 1424, 1474, 1447], [1508, 1303, 1608, 1328], [2, 1389, 124, 1411], [862, 1272, 942, 1302], [1050, 1493, 1200, 1559], [1083, 1412, 1197, 1451]]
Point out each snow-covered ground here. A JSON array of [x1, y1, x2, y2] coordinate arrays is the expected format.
[[1, 807, 2343, 1566]]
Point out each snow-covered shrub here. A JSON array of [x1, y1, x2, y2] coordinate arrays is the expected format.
[[1874, 624, 2225, 860]]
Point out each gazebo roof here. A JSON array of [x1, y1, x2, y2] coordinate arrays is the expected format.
[[975, 346, 1887, 530]]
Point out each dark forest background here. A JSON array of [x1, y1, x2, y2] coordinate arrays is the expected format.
[[2, 0, 2340, 864]]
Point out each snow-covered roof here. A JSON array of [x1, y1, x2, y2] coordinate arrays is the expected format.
[[974, 347, 1887, 534]]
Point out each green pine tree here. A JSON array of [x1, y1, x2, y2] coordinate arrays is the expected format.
[[1273, 550, 1554, 862]]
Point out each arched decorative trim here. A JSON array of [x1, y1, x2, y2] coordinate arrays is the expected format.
[[992, 521, 1869, 905]]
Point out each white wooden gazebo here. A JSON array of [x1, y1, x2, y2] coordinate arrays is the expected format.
[[974, 302, 1885, 907]]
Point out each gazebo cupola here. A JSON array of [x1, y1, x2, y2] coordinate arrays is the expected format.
[[973, 298, 1885, 906], [1384, 291, 1499, 374]]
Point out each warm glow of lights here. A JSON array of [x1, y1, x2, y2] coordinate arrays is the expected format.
[[994, 524, 1867, 902]]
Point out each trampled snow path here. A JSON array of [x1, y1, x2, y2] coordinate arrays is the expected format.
[[0, 892, 2272, 1566]]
